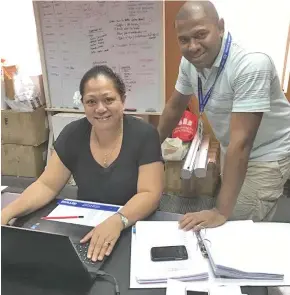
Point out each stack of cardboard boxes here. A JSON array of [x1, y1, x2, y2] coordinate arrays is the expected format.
[[1, 108, 49, 178]]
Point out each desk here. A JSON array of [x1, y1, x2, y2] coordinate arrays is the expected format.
[[1, 191, 268, 295]]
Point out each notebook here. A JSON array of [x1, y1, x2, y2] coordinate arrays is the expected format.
[[197, 221, 287, 280]]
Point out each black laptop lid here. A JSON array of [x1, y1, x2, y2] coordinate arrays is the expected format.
[[1, 225, 91, 284]]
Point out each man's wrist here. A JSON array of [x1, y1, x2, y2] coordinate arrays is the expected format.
[[213, 207, 230, 219]]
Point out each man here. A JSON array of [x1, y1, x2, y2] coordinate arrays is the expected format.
[[158, 1, 290, 230]]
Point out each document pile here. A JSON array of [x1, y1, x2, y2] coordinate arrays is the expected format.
[[200, 221, 286, 280], [133, 221, 208, 284], [131, 220, 290, 287]]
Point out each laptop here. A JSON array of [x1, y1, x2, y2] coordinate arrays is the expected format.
[[1, 225, 104, 291]]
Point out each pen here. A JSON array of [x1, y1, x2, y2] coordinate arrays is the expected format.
[[41, 215, 84, 220]]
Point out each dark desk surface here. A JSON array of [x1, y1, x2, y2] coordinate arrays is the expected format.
[[1, 191, 268, 295]]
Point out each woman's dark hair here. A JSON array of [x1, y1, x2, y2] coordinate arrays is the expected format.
[[79, 65, 126, 100]]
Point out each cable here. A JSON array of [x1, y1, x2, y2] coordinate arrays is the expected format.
[[92, 270, 120, 295]]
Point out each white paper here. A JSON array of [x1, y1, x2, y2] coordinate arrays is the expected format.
[[178, 263, 290, 290], [166, 279, 208, 295], [186, 222, 290, 287], [208, 285, 242, 295], [130, 220, 290, 289], [46, 198, 121, 226], [166, 279, 243, 295], [135, 221, 208, 283], [130, 227, 167, 288], [203, 221, 290, 279], [166, 279, 187, 295], [1, 186, 8, 192]]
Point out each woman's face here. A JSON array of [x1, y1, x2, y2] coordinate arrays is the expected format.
[[82, 75, 125, 131]]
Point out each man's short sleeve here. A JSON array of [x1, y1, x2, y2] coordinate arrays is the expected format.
[[175, 57, 195, 95], [137, 125, 163, 166], [53, 124, 75, 171], [232, 53, 273, 113]]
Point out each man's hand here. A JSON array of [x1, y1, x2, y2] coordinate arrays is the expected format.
[[80, 214, 123, 262], [178, 209, 227, 231]]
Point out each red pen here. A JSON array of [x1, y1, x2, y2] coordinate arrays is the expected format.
[[41, 215, 84, 220]]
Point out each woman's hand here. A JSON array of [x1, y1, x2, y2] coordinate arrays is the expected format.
[[80, 214, 123, 262]]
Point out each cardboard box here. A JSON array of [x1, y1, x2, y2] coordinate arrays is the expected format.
[[1, 142, 48, 178], [164, 143, 220, 197], [1, 107, 48, 146]]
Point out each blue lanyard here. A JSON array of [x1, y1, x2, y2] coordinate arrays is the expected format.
[[198, 32, 232, 114]]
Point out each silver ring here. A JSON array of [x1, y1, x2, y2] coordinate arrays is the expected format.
[[104, 241, 111, 246]]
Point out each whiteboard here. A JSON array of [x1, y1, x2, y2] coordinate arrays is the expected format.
[[36, 1, 164, 112], [212, 0, 290, 84]]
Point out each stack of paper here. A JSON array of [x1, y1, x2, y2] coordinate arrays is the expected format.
[[131, 220, 290, 289], [202, 221, 286, 280], [134, 221, 208, 284]]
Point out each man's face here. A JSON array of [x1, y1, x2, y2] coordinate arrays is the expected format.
[[175, 16, 224, 69]]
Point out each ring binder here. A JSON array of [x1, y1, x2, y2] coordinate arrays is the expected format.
[[133, 221, 288, 284], [196, 230, 208, 258], [194, 222, 286, 281]]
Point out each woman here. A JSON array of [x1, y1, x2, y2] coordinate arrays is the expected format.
[[1, 65, 164, 262]]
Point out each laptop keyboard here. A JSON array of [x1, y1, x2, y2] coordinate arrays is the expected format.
[[74, 243, 97, 265]]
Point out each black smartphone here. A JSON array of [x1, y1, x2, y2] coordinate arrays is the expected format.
[[150, 245, 188, 262]]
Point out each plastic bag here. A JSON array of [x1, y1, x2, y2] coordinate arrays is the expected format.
[[161, 138, 189, 161], [13, 72, 39, 102], [172, 110, 198, 142]]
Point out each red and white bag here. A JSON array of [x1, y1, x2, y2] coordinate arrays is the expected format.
[[172, 110, 198, 142]]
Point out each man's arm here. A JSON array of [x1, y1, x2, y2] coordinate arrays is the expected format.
[[216, 112, 263, 218], [179, 111, 263, 231], [158, 90, 192, 143], [179, 53, 272, 230]]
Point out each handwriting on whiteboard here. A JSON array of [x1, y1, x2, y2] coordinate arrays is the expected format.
[[38, 1, 163, 111]]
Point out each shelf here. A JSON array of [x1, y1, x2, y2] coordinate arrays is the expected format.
[[45, 107, 85, 113], [45, 107, 162, 116]]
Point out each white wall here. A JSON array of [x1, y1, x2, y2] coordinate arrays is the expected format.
[[212, 0, 290, 89], [0, 0, 41, 75]]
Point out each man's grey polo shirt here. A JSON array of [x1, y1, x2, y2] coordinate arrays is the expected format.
[[175, 32, 290, 161]]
